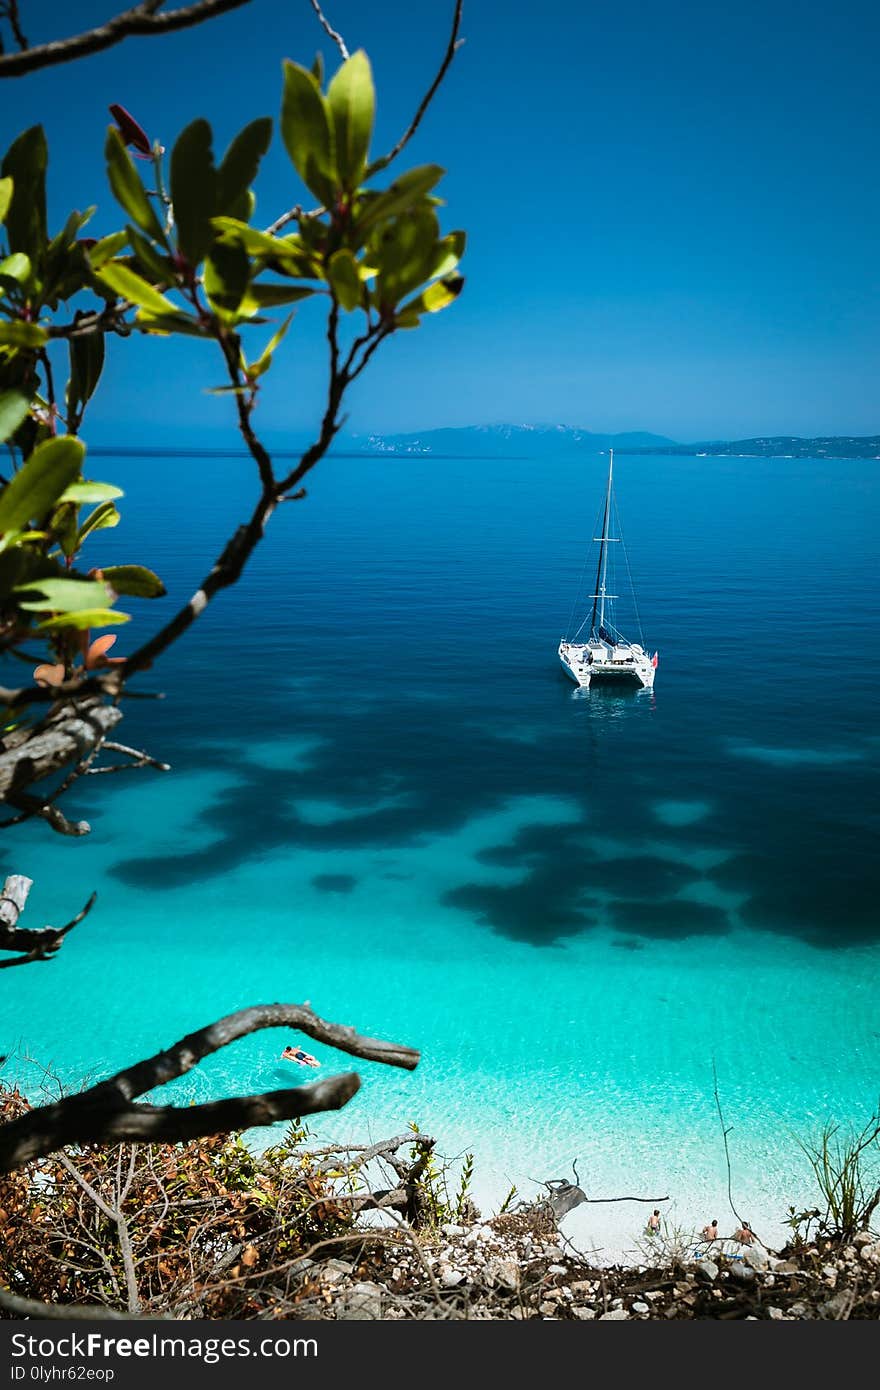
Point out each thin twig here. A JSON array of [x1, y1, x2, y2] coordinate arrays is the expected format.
[[712, 1058, 744, 1226], [0, 0, 29, 51], [366, 0, 464, 176], [308, 0, 348, 59]]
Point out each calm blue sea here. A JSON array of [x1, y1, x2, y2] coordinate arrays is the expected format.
[[3, 448, 879, 1255]]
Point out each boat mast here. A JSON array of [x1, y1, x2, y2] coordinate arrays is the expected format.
[[589, 449, 614, 639]]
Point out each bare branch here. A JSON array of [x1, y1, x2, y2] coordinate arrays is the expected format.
[[0, 1003, 419, 1171], [0, 0, 253, 77], [217, 330, 275, 492], [87, 740, 171, 776], [0, 1286, 136, 1320], [58, 1154, 141, 1313], [0, 700, 122, 798], [0, 888, 96, 970], [366, 0, 464, 176], [5, 790, 91, 835], [308, 0, 348, 60]]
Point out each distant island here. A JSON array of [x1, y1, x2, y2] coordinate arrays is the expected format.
[[630, 435, 880, 460], [356, 425, 880, 461]]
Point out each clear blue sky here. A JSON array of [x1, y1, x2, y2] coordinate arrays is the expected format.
[[2, 0, 878, 440]]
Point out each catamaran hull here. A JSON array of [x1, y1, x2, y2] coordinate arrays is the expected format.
[[558, 641, 655, 690]]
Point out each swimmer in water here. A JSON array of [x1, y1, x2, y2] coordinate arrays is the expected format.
[[281, 1045, 320, 1068]]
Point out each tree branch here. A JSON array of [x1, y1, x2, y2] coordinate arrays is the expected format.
[[0, 886, 96, 969], [0, 1003, 419, 1171], [121, 490, 276, 676], [0, 1286, 136, 1319], [0, 700, 121, 799], [366, 0, 464, 176], [308, 0, 348, 60], [0, 0, 252, 77]]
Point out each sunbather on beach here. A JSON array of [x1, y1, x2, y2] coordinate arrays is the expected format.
[[647, 1209, 661, 1234], [701, 1219, 719, 1243], [732, 1221, 754, 1245]]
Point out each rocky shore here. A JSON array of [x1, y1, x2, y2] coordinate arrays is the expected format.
[[293, 1209, 880, 1320]]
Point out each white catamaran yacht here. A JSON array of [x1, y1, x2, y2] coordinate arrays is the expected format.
[[558, 450, 658, 689]]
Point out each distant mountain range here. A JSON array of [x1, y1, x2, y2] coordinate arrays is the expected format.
[[355, 425, 880, 460], [354, 424, 675, 457]]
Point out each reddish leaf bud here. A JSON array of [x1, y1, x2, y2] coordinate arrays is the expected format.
[[109, 104, 152, 158]]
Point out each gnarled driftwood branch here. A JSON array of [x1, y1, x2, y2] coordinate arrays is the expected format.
[[0, 875, 96, 969], [0, 1003, 419, 1171]]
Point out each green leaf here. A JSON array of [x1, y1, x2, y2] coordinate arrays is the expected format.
[[94, 261, 177, 314], [47, 206, 94, 254], [428, 230, 466, 280], [37, 607, 129, 632], [0, 176, 12, 225], [400, 273, 464, 318], [125, 225, 174, 283], [78, 501, 120, 541], [16, 575, 110, 612], [170, 119, 217, 265], [66, 328, 105, 421], [105, 127, 165, 242], [53, 500, 80, 559], [0, 546, 26, 597], [326, 248, 362, 311], [327, 50, 374, 190], [374, 205, 439, 304], [0, 389, 30, 443], [1, 127, 48, 268], [134, 310, 207, 337], [43, 209, 96, 304], [311, 51, 324, 85], [0, 435, 85, 533], [211, 217, 319, 276], [393, 306, 421, 329], [59, 480, 122, 504], [249, 311, 294, 379], [87, 230, 129, 270], [0, 253, 31, 284], [357, 165, 444, 231], [204, 239, 250, 318], [0, 528, 47, 556], [0, 320, 47, 349], [101, 564, 165, 598], [280, 61, 336, 203], [216, 117, 272, 215], [242, 282, 315, 309]]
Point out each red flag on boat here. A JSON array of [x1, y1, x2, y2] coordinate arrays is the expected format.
[[652, 651, 659, 668]]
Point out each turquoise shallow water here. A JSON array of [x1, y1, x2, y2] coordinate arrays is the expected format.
[[3, 449, 879, 1257]]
